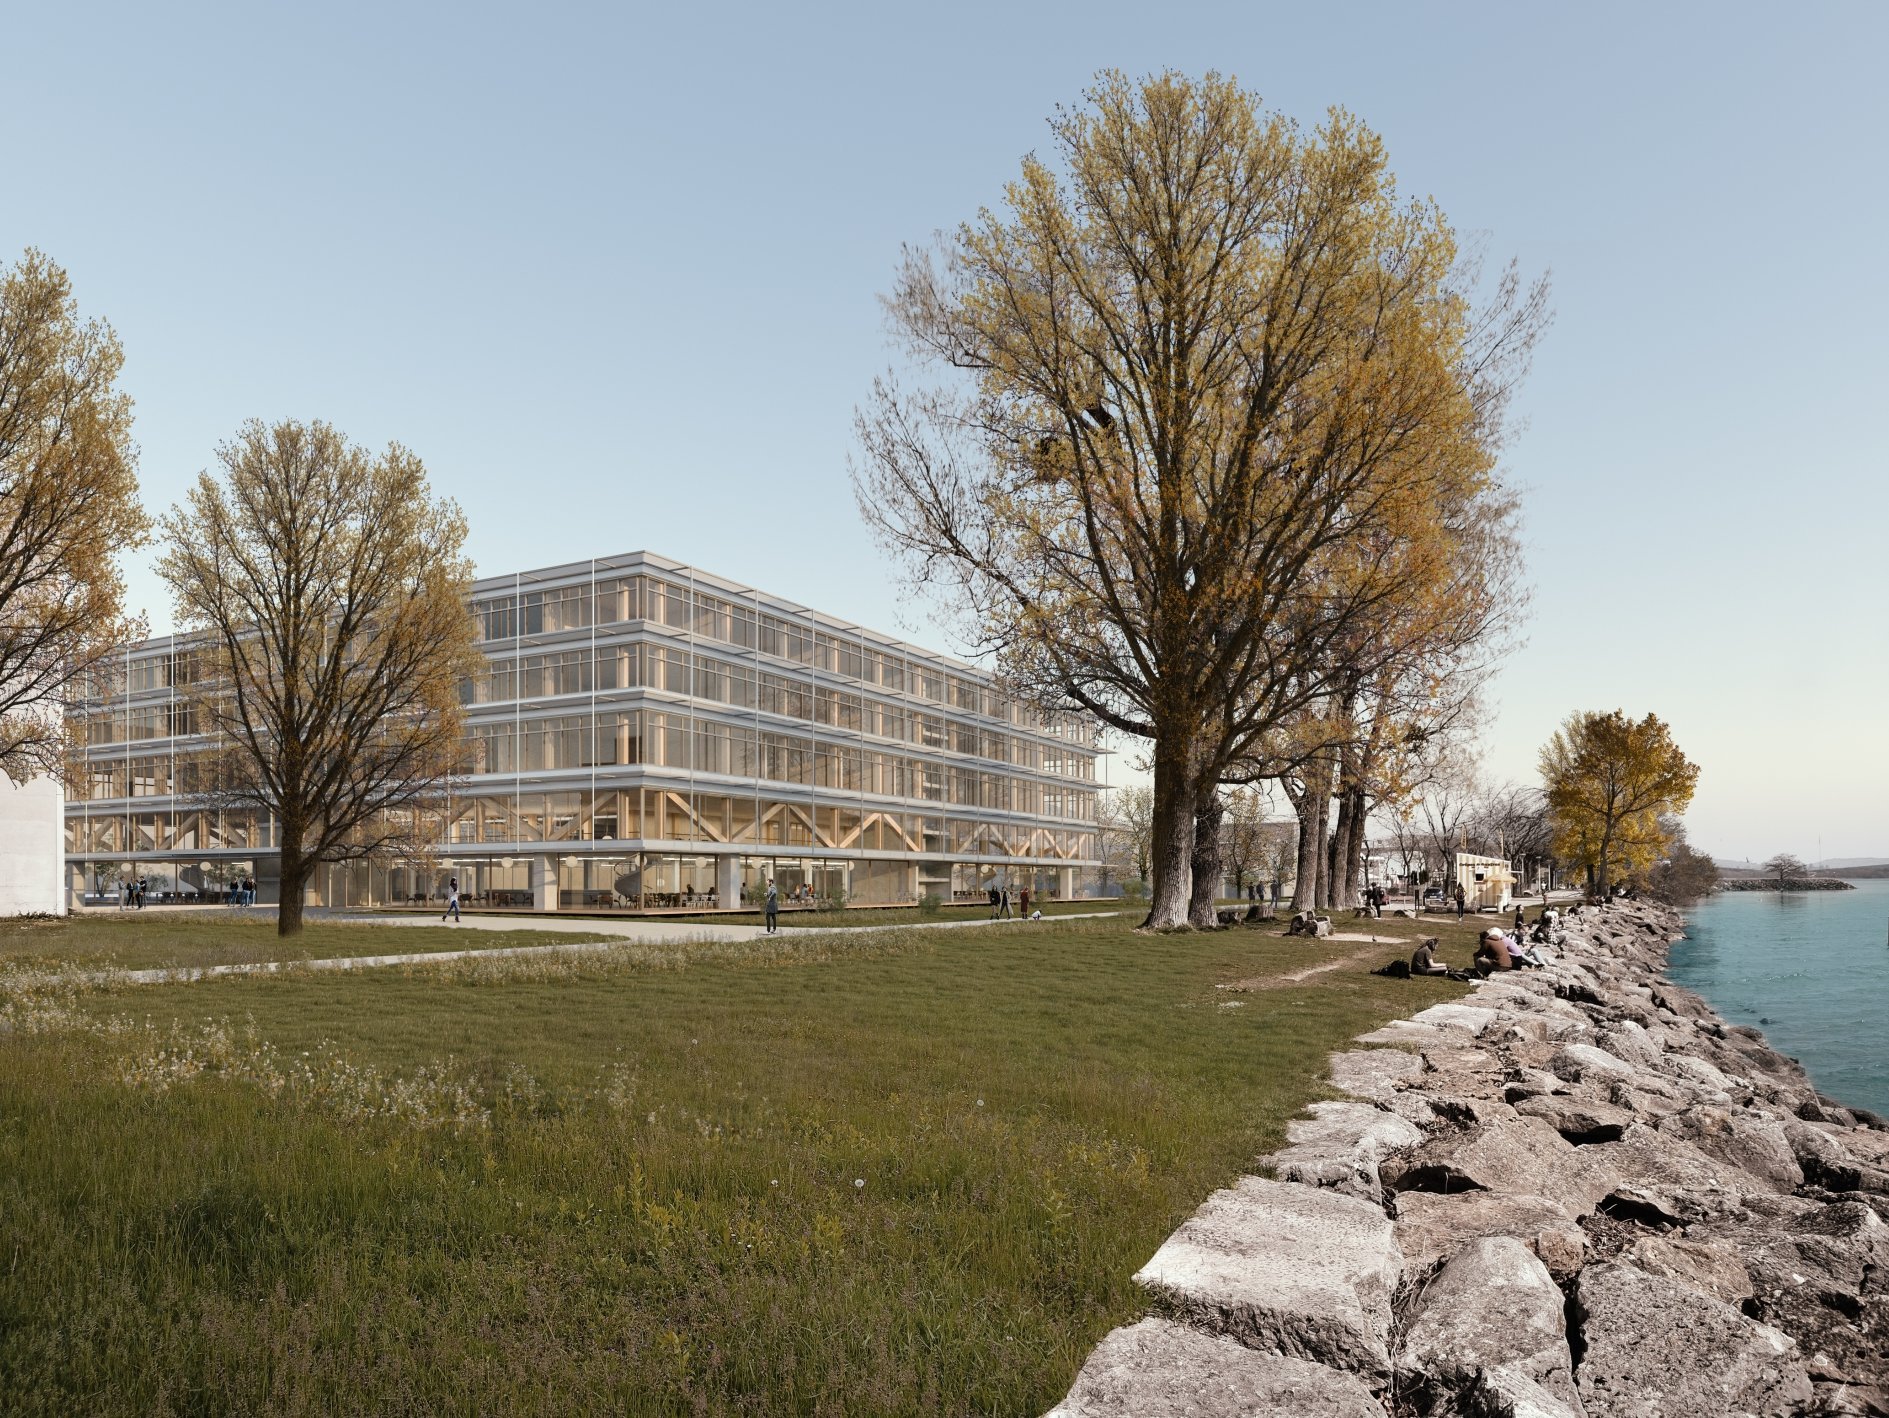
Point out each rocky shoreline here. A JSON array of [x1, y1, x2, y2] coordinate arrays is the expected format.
[[1048, 899, 1889, 1417], [1717, 879, 1857, 892]]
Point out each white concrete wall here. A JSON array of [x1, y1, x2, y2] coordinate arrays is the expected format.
[[0, 773, 65, 915]]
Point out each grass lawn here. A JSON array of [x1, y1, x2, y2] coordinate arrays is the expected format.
[[0, 913, 614, 973], [0, 911, 1473, 1415]]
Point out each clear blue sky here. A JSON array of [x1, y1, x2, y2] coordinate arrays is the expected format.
[[6, 2, 1884, 859]]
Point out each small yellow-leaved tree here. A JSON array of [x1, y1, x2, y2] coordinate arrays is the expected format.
[[1540, 710, 1699, 896]]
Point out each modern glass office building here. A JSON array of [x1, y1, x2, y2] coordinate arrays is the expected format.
[[64, 552, 1102, 910]]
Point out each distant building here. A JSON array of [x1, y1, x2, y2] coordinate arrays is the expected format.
[[1451, 852, 1515, 911], [0, 773, 64, 915], [64, 552, 1103, 911]]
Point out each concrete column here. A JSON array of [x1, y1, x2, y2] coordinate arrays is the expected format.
[[531, 856, 557, 911], [1059, 866, 1075, 901], [716, 854, 741, 909]]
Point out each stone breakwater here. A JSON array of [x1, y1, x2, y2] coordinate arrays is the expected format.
[[1047, 900, 1889, 1418]]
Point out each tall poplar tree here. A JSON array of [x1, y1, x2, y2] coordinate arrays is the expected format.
[[855, 72, 1546, 926]]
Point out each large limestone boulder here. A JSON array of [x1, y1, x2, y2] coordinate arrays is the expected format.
[[1594, 1020, 1664, 1069], [1261, 1100, 1425, 1199], [1655, 1108, 1804, 1192], [1548, 1043, 1640, 1085], [1132, 1176, 1403, 1379], [1392, 1191, 1585, 1279], [1620, 1233, 1753, 1304], [1384, 1116, 1622, 1215], [1408, 1002, 1505, 1038], [1785, 1120, 1889, 1194], [1397, 1236, 1581, 1411], [1513, 1093, 1637, 1144], [1468, 1366, 1585, 1418], [1583, 1123, 1770, 1224], [1328, 1048, 1425, 1105], [1043, 1316, 1384, 1418], [1573, 1262, 1812, 1417]]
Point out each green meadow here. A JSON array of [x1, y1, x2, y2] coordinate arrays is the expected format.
[[0, 911, 1474, 1415]]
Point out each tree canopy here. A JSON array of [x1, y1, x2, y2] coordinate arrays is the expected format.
[[1540, 710, 1699, 895], [855, 71, 1545, 926], [159, 419, 478, 935], [0, 249, 146, 783]]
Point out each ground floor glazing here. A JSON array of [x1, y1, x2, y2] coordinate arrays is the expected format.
[[67, 850, 1083, 913]]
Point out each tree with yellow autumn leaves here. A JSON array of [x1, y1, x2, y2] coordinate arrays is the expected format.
[[855, 71, 1546, 927], [0, 250, 147, 784], [1539, 710, 1699, 897], [159, 421, 479, 936]]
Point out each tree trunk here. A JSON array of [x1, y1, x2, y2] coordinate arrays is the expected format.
[[1188, 793, 1224, 928], [1311, 767, 1334, 910], [276, 822, 309, 938], [1289, 760, 1330, 912], [1328, 789, 1351, 913], [1342, 787, 1369, 909], [1144, 739, 1197, 929]]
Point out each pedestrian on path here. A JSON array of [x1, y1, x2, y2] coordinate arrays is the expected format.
[[1455, 883, 1467, 919], [1019, 883, 1031, 917], [765, 879, 779, 934], [443, 876, 461, 922]]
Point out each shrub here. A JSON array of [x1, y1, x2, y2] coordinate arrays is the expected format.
[[916, 892, 942, 917], [1120, 880, 1149, 903]]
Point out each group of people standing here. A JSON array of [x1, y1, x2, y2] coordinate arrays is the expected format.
[[986, 882, 1031, 919]]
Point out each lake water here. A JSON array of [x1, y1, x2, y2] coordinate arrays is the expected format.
[[1668, 878, 1889, 1118]]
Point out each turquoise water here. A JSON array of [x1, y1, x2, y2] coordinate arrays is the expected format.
[[1668, 879, 1889, 1118]]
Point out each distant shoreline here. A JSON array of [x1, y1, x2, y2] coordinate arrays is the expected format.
[[1715, 877, 1856, 893]]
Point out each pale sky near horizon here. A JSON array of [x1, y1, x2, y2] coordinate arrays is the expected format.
[[5, 2, 1884, 860]]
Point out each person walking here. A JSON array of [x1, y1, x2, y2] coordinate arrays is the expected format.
[[442, 875, 461, 922], [1019, 883, 1031, 917], [765, 879, 779, 934], [988, 882, 1000, 919]]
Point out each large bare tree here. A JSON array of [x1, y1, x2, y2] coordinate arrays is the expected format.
[[0, 250, 146, 782], [854, 71, 1546, 926], [158, 420, 478, 935]]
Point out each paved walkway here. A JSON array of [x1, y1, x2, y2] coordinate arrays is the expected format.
[[68, 909, 1131, 987]]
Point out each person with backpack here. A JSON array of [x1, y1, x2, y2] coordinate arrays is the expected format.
[[765, 879, 779, 934]]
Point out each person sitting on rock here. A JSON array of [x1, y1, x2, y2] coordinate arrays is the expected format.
[[1474, 929, 1513, 975], [1410, 937, 1449, 976], [1493, 928, 1547, 969]]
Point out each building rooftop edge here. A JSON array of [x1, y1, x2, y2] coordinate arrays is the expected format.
[[121, 550, 1010, 685]]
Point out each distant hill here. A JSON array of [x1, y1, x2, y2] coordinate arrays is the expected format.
[[1817, 858, 1889, 869]]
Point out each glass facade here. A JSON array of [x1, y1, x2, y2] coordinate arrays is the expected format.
[[64, 552, 1102, 910]]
